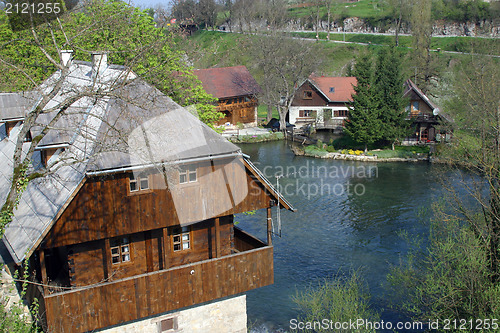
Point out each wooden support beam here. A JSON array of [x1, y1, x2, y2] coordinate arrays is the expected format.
[[267, 207, 272, 246], [162, 227, 170, 269], [215, 218, 221, 258], [39, 250, 48, 293], [145, 231, 154, 273], [104, 238, 111, 281]]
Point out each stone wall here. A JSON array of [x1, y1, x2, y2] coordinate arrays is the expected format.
[[220, 17, 500, 37], [99, 294, 247, 333]]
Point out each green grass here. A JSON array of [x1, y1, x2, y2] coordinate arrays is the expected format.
[[304, 145, 329, 157], [314, 136, 430, 159], [183, 30, 367, 77], [289, 32, 500, 56], [305, 143, 429, 159], [288, 0, 392, 20], [257, 104, 279, 120], [369, 145, 430, 158], [231, 132, 284, 143]]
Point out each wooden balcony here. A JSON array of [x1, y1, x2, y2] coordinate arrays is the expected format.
[[217, 101, 257, 112], [41, 229, 273, 333], [408, 113, 437, 123]]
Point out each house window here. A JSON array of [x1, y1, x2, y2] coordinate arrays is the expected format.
[[129, 173, 149, 193], [334, 110, 348, 117], [412, 101, 419, 111], [179, 165, 197, 184], [299, 110, 315, 118], [159, 317, 178, 332], [110, 237, 131, 264], [303, 90, 313, 99], [172, 226, 191, 252], [329, 87, 335, 93]]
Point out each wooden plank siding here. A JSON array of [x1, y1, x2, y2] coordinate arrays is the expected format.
[[59, 217, 233, 287], [42, 158, 272, 249], [291, 82, 328, 107], [43, 245, 273, 333], [216, 97, 257, 125]]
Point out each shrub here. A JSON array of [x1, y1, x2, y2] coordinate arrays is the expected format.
[[293, 270, 379, 333]]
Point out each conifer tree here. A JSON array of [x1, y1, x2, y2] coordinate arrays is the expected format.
[[375, 47, 409, 150], [345, 53, 382, 153]]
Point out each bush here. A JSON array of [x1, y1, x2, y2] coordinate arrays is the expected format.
[[304, 145, 328, 157], [389, 210, 500, 325], [293, 271, 379, 333]]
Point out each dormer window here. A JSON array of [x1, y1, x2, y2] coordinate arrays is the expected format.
[[24, 131, 32, 142], [4, 121, 17, 137], [40, 147, 61, 168], [329, 87, 335, 93], [128, 173, 150, 194], [179, 165, 197, 184]]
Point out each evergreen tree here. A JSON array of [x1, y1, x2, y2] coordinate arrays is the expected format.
[[345, 53, 382, 153], [375, 47, 409, 150]]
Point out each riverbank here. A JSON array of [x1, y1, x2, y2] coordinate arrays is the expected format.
[[228, 131, 284, 144], [292, 145, 431, 162]]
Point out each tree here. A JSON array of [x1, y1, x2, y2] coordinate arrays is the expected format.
[[344, 53, 382, 153], [388, 0, 411, 46], [257, 0, 289, 30], [374, 47, 409, 150], [249, 32, 320, 132], [389, 52, 500, 325], [410, 0, 436, 94], [197, 0, 217, 29], [0, 0, 221, 235]]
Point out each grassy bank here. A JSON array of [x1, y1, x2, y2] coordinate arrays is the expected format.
[[182, 30, 366, 75], [304, 141, 430, 159], [230, 131, 284, 143]]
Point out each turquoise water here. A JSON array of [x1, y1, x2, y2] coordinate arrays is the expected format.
[[237, 141, 445, 332]]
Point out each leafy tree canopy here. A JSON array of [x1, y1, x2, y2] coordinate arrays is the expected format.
[[0, 0, 221, 126]]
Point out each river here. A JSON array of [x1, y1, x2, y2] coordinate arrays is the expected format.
[[236, 140, 446, 332]]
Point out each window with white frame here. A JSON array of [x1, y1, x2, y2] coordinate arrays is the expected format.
[[110, 236, 131, 264], [179, 165, 197, 184], [129, 173, 150, 193], [172, 226, 191, 252]]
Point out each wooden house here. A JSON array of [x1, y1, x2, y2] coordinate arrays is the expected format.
[[193, 66, 261, 127], [0, 53, 293, 332], [289, 75, 357, 132], [403, 79, 451, 143]]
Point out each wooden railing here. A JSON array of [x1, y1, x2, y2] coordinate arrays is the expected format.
[[234, 227, 266, 252], [217, 101, 256, 112], [42, 237, 273, 333]]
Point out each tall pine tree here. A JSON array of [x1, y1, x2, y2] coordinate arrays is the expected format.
[[345, 53, 382, 153], [375, 47, 409, 150]]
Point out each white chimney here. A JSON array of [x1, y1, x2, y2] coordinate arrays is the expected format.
[[61, 50, 73, 67], [91, 52, 108, 79]]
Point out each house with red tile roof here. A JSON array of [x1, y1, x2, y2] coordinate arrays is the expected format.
[[289, 74, 357, 132], [193, 66, 261, 127]]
